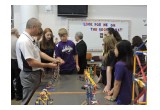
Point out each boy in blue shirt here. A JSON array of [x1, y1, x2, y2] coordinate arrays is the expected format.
[[55, 28, 80, 74]]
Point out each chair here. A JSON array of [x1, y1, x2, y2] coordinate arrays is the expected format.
[[86, 53, 92, 61]]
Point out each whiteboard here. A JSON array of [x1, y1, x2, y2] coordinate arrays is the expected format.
[[68, 19, 130, 51]]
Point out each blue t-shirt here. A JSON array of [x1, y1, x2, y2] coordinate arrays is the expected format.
[[114, 61, 132, 105], [55, 40, 77, 71]]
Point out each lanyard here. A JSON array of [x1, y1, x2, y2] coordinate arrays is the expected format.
[[23, 33, 35, 45], [22, 33, 41, 50]]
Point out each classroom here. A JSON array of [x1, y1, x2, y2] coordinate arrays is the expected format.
[[11, 5, 147, 105]]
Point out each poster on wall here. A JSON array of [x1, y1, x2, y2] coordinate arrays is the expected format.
[[68, 19, 130, 51]]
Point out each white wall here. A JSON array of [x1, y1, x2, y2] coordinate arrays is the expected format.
[[13, 6, 21, 32], [13, 5, 147, 56], [88, 5, 147, 39]]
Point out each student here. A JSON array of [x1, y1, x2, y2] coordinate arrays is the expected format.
[[104, 27, 122, 42], [101, 28, 122, 93], [55, 28, 80, 74], [132, 36, 147, 98], [132, 36, 147, 72], [11, 28, 22, 100], [105, 40, 133, 105], [40, 28, 55, 74], [75, 32, 87, 74], [97, 34, 117, 93], [132, 36, 147, 50], [16, 18, 62, 105]]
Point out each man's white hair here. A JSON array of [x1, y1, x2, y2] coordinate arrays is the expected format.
[[75, 32, 83, 39]]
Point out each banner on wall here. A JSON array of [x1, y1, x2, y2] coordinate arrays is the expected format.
[[68, 19, 130, 51]]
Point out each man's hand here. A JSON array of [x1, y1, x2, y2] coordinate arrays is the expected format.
[[47, 63, 57, 68], [76, 65, 80, 72]]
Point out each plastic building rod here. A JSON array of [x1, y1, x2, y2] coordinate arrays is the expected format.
[[84, 70, 97, 88]]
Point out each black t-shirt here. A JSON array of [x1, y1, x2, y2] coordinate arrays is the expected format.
[[106, 50, 116, 67], [106, 50, 116, 88], [40, 44, 55, 63], [101, 50, 116, 88]]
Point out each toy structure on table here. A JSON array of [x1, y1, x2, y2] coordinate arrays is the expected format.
[[132, 40, 147, 105], [35, 89, 53, 105], [81, 69, 99, 105], [35, 62, 61, 105], [45, 62, 61, 89], [53, 62, 60, 81]]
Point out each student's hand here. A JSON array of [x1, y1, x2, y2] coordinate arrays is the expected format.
[[104, 95, 111, 100], [103, 85, 110, 93], [59, 59, 65, 65], [76, 65, 80, 72], [47, 63, 57, 68], [104, 95, 116, 102], [56, 58, 65, 65], [51, 58, 58, 63], [107, 90, 113, 96]]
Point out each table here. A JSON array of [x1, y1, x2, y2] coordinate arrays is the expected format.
[[28, 74, 116, 105]]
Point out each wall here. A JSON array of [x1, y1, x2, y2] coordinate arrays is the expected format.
[[13, 5, 147, 56]]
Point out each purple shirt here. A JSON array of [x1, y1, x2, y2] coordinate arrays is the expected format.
[[114, 61, 132, 105], [55, 40, 77, 71]]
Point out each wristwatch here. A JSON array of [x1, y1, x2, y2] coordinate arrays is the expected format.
[[110, 96, 116, 102]]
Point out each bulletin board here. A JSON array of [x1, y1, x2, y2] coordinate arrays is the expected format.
[[68, 19, 131, 51]]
